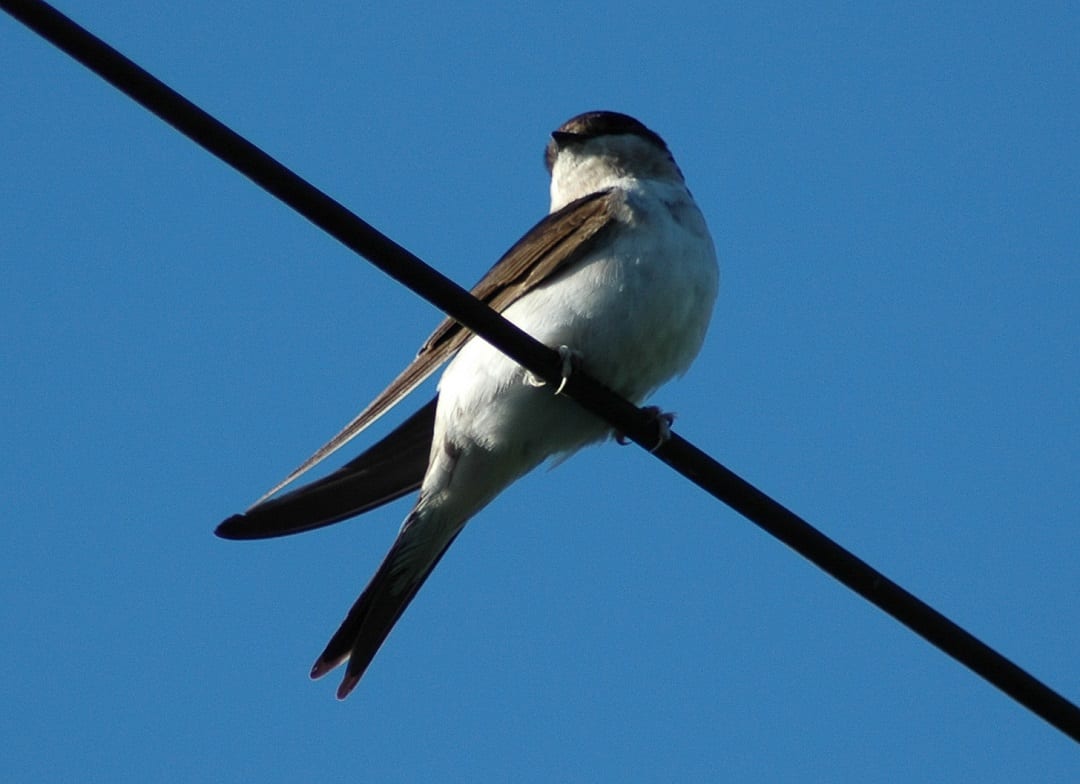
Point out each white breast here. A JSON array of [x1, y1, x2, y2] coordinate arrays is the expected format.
[[433, 177, 717, 489]]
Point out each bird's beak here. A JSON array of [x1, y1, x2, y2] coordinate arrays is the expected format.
[[550, 130, 579, 149]]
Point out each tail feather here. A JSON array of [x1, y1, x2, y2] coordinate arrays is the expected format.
[[310, 511, 463, 699]]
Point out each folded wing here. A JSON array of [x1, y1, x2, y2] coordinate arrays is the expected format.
[[216, 398, 436, 539]]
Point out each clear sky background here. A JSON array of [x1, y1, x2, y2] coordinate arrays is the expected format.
[[2, 2, 1077, 781]]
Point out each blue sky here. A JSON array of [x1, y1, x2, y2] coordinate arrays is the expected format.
[[2, 2, 1077, 780]]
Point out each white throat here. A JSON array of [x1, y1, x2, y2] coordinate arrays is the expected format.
[[548, 135, 684, 212]]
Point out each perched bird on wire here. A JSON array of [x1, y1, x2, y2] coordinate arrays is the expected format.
[[217, 111, 719, 699]]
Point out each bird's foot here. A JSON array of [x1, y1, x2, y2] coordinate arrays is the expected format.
[[615, 406, 676, 452], [525, 345, 581, 395]]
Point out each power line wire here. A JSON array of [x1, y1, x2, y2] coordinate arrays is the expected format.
[[4, 0, 1078, 743]]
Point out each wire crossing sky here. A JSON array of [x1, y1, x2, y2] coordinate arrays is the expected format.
[[6, 0, 1077, 741], [3, 1, 1077, 781]]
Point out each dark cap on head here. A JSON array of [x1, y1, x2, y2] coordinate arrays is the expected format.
[[545, 111, 669, 172]]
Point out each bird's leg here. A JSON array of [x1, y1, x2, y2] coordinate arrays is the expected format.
[[615, 406, 676, 452]]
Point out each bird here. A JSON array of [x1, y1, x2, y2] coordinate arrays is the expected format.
[[216, 110, 720, 699]]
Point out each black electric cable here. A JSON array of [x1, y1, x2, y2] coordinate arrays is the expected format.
[[3, 0, 1077, 743]]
